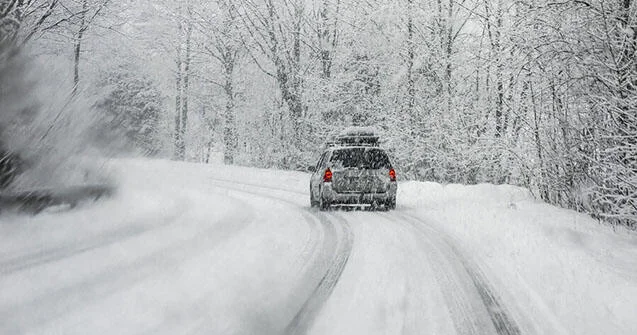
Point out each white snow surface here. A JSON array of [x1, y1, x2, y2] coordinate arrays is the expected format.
[[0, 158, 635, 335]]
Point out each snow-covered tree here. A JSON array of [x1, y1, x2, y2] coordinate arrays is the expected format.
[[94, 68, 165, 155]]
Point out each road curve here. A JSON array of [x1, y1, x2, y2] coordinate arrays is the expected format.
[[0, 161, 529, 335]]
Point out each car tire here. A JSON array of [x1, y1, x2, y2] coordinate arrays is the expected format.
[[319, 195, 330, 211], [370, 201, 380, 212], [310, 188, 318, 208], [386, 197, 396, 210]]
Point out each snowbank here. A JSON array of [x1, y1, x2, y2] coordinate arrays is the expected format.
[[399, 180, 533, 208]]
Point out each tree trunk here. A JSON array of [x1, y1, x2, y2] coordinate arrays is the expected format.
[[318, 0, 330, 78], [173, 8, 184, 160], [405, 0, 415, 117], [485, 0, 504, 138], [73, 33, 83, 93], [263, 0, 304, 148], [223, 57, 236, 165], [616, 0, 636, 165], [531, 81, 548, 200], [445, 0, 454, 114], [173, 68, 182, 160], [317, 0, 339, 79], [179, 18, 192, 160], [73, 0, 89, 94]]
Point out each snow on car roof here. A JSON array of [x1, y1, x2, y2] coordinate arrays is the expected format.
[[324, 126, 383, 149], [338, 126, 380, 138]]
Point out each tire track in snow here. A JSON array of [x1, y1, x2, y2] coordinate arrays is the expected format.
[[284, 212, 353, 335], [189, 177, 521, 334], [395, 212, 522, 335], [133, 187, 319, 335], [205, 178, 355, 335]]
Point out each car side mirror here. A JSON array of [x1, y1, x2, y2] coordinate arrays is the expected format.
[[308, 166, 316, 173]]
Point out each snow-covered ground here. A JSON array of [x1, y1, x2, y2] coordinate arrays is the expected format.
[[0, 158, 635, 335], [399, 182, 637, 335]]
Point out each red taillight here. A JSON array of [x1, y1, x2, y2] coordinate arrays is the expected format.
[[389, 168, 396, 182], [323, 168, 333, 183]]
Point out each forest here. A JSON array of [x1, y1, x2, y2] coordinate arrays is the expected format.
[[0, 0, 635, 227]]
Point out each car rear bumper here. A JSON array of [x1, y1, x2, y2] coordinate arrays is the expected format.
[[321, 183, 396, 205]]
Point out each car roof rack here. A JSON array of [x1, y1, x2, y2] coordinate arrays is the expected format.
[[326, 127, 381, 148]]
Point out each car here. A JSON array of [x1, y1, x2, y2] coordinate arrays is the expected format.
[[309, 127, 397, 211]]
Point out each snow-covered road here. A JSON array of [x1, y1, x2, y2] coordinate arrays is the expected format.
[[1, 159, 636, 335]]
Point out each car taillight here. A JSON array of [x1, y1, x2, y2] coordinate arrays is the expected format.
[[323, 168, 333, 182], [389, 168, 396, 182]]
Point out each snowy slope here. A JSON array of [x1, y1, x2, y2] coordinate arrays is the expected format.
[[399, 181, 637, 335], [0, 158, 635, 335]]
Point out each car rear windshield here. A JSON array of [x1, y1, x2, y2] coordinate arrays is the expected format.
[[329, 148, 391, 169]]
